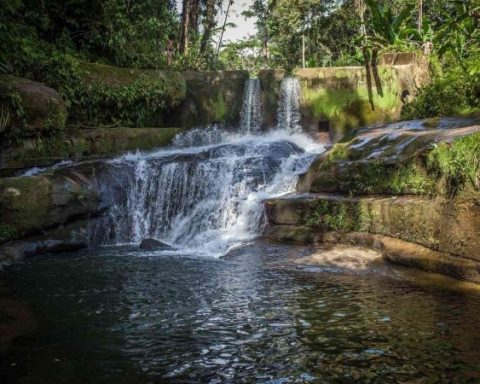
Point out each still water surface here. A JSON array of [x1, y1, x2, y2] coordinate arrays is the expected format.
[[2, 242, 480, 383]]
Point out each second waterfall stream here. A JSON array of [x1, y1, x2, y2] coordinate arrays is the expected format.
[[94, 77, 325, 257]]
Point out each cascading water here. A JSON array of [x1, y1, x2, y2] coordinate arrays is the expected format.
[[277, 77, 302, 134], [240, 78, 262, 133], [94, 78, 324, 257]]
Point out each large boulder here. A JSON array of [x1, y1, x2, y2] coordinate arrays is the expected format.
[[139, 238, 172, 251], [0, 75, 67, 137], [264, 118, 480, 283], [0, 172, 99, 242]]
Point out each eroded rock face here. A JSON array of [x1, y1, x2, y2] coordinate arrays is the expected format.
[[0, 75, 67, 136], [265, 194, 480, 262]]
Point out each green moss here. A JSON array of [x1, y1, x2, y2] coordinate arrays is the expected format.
[[427, 133, 480, 198], [301, 86, 398, 139], [298, 66, 401, 139], [306, 200, 368, 232], [211, 92, 226, 121], [389, 162, 436, 195], [44, 101, 67, 135], [0, 85, 26, 140], [44, 57, 186, 127], [322, 142, 350, 166], [0, 223, 18, 243], [312, 132, 480, 199]]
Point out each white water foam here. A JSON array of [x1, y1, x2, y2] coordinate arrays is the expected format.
[[97, 78, 324, 257], [277, 77, 302, 134], [240, 78, 262, 134]]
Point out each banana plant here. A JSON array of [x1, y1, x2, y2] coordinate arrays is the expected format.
[[435, 0, 479, 65], [361, 0, 416, 49]]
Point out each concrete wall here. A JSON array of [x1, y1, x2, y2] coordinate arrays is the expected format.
[[295, 60, 430, 141], [257, 54, 430, 141], [165, 70, 249, 129]]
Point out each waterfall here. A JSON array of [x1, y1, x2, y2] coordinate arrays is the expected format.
[[240, 78, 262, 134], [277, 77, 302, 134], [93, 76, 323, 257]]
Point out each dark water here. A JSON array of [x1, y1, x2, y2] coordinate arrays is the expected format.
[[2, 242, 480, 383]]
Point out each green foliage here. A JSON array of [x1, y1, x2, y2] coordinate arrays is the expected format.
[[362, 0, 417, 49], [0, 86, 26, 140], [40, 53, 179, 127], [92, 0, 177, 68], [427, 133, 480, 197], [306, 200, 365, 232], [72, 77, 172, 127], [0, 223, 18, 243], [402, 53, 480, 120]]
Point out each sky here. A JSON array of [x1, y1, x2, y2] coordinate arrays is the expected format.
[[176, 1, 257, 43]]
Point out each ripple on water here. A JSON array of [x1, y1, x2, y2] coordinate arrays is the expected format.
[[1, 243, 480, 383]]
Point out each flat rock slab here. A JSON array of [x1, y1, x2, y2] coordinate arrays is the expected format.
[[294, 244, 383, 271]]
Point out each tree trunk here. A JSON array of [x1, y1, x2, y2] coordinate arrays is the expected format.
[[190, 0, 199, 35], [302, 34, 306, 68], [180, 0, 190, 54], [418, 0, 423, 33], [355, 0, 366, 36], [200, 0, 216, 54], [180, 0, 200, 54], [216, 0, 233, 55]]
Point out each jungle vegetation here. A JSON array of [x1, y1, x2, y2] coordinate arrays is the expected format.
[[0, 0, 479, 122]]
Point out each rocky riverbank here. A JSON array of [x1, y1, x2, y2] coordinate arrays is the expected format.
[[265, 117, 480, 283]]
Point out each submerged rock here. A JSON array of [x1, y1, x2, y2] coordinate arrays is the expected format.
[[139, 239, 172, 251], [0, 239, 86, 266]]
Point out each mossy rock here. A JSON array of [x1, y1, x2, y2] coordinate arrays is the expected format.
[[165, 70, 249, 128], [266, 193, 480, 262], [0, 127, 184, 176], [71, 63, 186, 127], [0, 174, 98, 242], [299, 118, 480, 199], [0, 75, 67, 137]]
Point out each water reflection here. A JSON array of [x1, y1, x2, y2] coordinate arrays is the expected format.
[[1, 243, 480, 383]]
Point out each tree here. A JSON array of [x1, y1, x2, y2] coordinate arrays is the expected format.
[[180, 0, 200, 54], [216, 0, 234, 55], [200, 0, 218, 54]]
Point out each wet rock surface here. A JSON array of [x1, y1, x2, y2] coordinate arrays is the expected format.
[[139, 238, 172, 251], [265, 118, 480, 282], [0, 75, 67, 136]]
